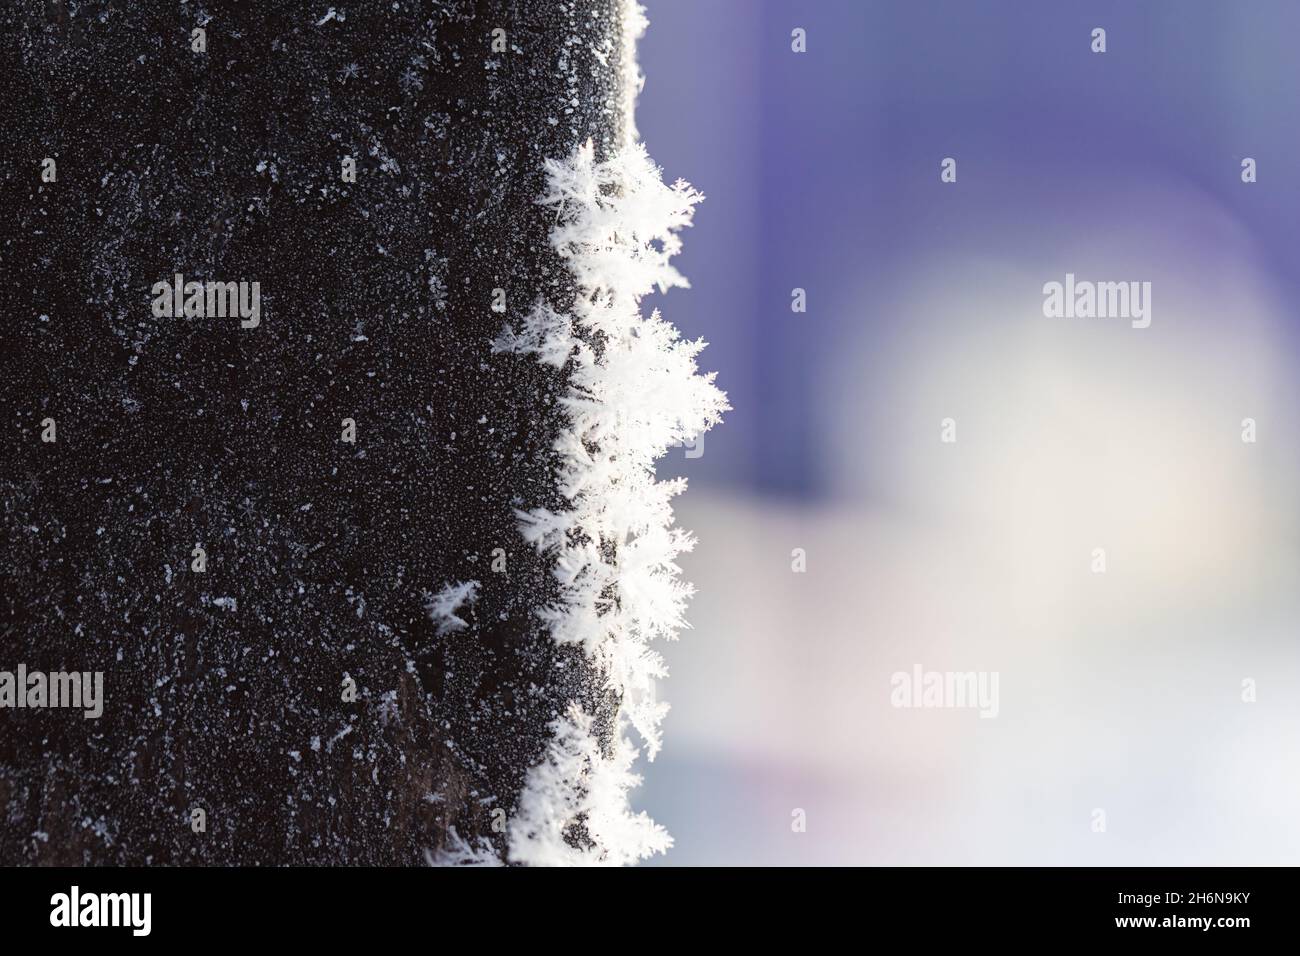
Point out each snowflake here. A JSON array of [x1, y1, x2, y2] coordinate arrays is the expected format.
[[427, 827, 502, 867], [338, 62, 359, 83], [501, 142, 726, 866], [424, 580, 480, 636], [428, 272, 446, 310], [399, 68, 423, 94], [425, 251, 449, 310]]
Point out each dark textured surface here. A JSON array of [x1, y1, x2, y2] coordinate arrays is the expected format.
[[0, 0, 629, 864]]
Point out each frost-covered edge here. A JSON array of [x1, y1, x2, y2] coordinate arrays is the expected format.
[[493, 3, 727, 866]]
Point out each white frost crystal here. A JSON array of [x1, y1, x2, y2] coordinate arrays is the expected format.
[[508, 705, 670, 866], [427, 827, 505, 867], [500, 138, 728, 864], [424, 580, 480, 637]]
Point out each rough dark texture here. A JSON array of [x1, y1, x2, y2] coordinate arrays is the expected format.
[[0, 0, 630, 864]]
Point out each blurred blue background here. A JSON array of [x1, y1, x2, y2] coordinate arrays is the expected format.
[[632, 0, 1300, 864]]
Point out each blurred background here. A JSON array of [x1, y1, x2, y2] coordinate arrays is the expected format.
[[633, 0, 1300, 864]]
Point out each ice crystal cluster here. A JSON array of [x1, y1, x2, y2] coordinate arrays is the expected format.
[[424, 580, 480, 637], [495, 141, 727, 865]]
